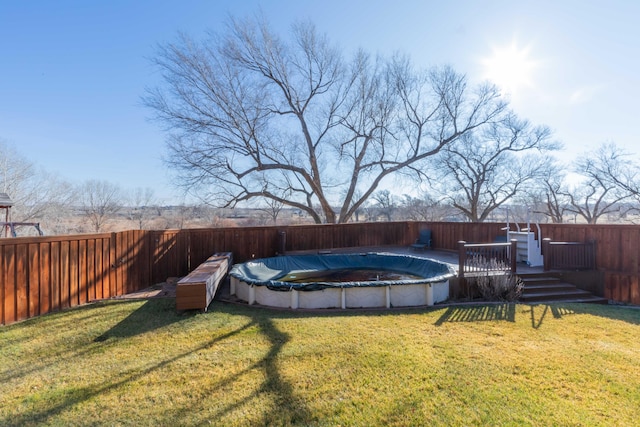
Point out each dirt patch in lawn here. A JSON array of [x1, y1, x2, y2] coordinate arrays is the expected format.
[[113, 278, 180, 300]]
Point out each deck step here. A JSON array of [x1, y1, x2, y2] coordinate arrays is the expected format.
[[520, 276, 562, 285], [524, 283, 577, 293], [520, 289, 592, 302], [521, 294, 609, 304], [518, 274, 607, 304]]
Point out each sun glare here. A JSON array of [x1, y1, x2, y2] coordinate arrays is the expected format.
[[481, 41, 537, 96]]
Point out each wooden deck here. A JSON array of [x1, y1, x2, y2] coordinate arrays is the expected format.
[[288, 245, 545, 275]]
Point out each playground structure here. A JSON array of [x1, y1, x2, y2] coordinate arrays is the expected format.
[[0, 192, 44, 237]]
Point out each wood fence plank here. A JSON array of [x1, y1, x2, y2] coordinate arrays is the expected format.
[[109, 233, 117, 298], [631, 275, 640, 305], [116, 232, 124, 295], [60, 241, 70, 309], [94, 238, 103, 300], [128, 230, 136, 293], [28, 244, 40, 317], [140, 231, 152, 292], [39, 243, 50, 315], [129, 230, 138, 293], [79, 240, 87, 305], [51, 241, 60, 312], [116, 231, 125, 295], [70, 240, 79, 307], [103, 237, 111, 298], [102, 235, 111, 296], [3, 246, 16, 324], [16, 244, 28, 321], [87, 239, 96, 301], [0, 246, 4, 324]]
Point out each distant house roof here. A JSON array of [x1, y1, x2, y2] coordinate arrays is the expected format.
[[0, 192, 13, 207]]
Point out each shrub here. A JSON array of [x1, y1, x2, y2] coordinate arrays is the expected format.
[[474, 259, 524, 302]]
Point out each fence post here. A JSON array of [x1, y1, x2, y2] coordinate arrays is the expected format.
[[458, 241, 466, 278], [510, 239, 518, 274], [110, 232, 118, 298], [542, 238, 551, 271], [278, 230, 286, 255]]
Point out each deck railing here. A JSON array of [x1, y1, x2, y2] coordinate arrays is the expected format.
[[542, 238, 597, 271], [457, 240, 518, 278]]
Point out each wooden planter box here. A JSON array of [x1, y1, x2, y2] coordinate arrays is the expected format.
[[176, 252, 232, 312]]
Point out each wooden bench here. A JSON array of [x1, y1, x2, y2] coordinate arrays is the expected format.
[[176, 252, 233, 312]]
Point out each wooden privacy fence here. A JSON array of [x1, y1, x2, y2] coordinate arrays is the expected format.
[[1, 221, 639, 325], [1, 233, 118, 326], [0, 222, 417, 325]]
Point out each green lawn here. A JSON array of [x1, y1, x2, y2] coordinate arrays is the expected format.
[[1, 299, 639, 426]]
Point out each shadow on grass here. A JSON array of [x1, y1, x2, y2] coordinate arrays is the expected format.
[[525, 302, 640, 329], [565, 302, 640, 325], [93, 298, 312, 421], [526, 304, 585, 329], [434, 303, 516, 325], [93, 299, 188, 341], [174, 308, 312, 425], [5, 297, 636, 425], [1, 300, 181, 385], [2, 299, 312, 426], [2, 304, 255, 426], [435, 301, 639, 329]]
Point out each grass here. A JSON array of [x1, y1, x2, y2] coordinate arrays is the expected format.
[[1, 299, 639, 426]]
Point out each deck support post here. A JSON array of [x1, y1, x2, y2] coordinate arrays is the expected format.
[[458, 241, 467, 278], [510, 239, 518, 274]]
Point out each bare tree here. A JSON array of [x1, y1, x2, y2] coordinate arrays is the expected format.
[[79, 180, 123, 232], [167, 205, 190, 229], [528, 159, 569, 223], [586, 142, 639, 193], [145, 17, 507, 223], [561, 143, 634, 224], [257, 197, 285, 225], [199, 206, 229, 227], [399, 194, 451, 221], [0, 140, 76, 234], [581, 142, 640, 220], [126, 187, 158, 230], [0, 140, 35, 220], [371, 190, 397, 221], [430, 114, 559, 222]]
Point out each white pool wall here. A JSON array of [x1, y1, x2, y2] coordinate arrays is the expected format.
[[230, 276, 449, 309]]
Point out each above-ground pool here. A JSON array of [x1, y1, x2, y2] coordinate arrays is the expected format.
[[229, 252, 456, 309]]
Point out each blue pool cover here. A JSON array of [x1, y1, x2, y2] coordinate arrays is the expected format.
[[229, 252, 456, 291]]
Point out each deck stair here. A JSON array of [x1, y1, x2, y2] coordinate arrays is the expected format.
[[518, 273, 608, 304]]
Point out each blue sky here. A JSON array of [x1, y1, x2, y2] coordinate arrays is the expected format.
[[1, 0, 638, 203]]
